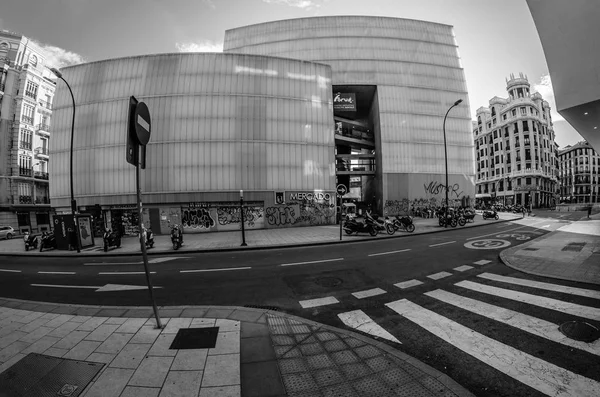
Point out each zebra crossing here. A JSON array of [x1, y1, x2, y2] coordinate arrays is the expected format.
[[331, 273, 600, 396]]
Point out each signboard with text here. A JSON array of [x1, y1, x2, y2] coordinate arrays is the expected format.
[[333, 92, 356, 111]]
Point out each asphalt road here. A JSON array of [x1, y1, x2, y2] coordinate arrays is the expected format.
[[1, 209, 599, 397]]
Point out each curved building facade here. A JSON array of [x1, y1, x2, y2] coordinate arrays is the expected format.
[[50, 16, 474, 235]]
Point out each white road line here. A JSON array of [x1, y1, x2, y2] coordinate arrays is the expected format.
[[385, 299, 600, 396], [368, 249, 411, 257], [84, 257, 184, 266], [299, 296, 339, 309], [180, 267, 252, 273], [473, 260, 491, 266], [338, 310, 401, 344], [478, 273, 600, 300], [394, 280, 423, 289], [427, 272, 452, 280], [280, 258, 344, 267], [429, 241, 455, 247], [453, 265, 473, 272], [98, 272, 156, 275], [466, 220, 547, 240], [425, 289, 600, 356], [352, 288, 387, 299], [31, 284, 100, 289], [0, 269, 21, 273], [38, 271, 76, 275], [456, 280, 600, 320]]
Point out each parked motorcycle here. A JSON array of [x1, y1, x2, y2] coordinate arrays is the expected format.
[[171, 225, 183, 250], [343, 217, 378, 236], [390, 215, 415, 233], [24, 233, 38, 251], [366, 213, 394, 235], [141, 228, 154, 249], [438, 212, 458, 228], [39, 232, 57, 252], [482, 209, 499, 220], [103, 229, 121, 252]]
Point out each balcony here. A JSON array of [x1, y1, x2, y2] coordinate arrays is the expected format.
[[18, 167, 33, 177], [336, 156, 376, 176], [36, 124, 50, 136], [19, 195, 32, 204], [34, 171, 49, 180], [21, 115, 34, 125], [34, 147, 49, 159], [19, 142, 33, 151], [34, 196, 50, 204]]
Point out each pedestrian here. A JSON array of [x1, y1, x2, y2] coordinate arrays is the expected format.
[[522, 206, 526, 218], [588, 205, 592, 219]]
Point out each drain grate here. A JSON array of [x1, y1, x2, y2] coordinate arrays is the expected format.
[[522, 248, 539, 251], [314, 277, 343, 287], [170, 327, 219, 349], [0, 353, 104, 397], [561, 242, 586, 252], [244, 304, 280, 311], [559, 321, 600, 343]]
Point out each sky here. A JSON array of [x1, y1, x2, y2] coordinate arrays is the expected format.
[[0, 0, 583, 148]]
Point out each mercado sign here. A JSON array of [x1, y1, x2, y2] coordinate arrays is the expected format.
[[289, 192, 333, 201], [333, 92, 356, 111]]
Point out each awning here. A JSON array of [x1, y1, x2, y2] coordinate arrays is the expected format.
[[475, 194, 492, 199]]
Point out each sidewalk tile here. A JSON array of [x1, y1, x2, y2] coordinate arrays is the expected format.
[[201, 354, 240, 387], [215, 319, 240, 332], [51, 307, 78, 315], [130, 325, 162, 344], [105, 317, 128, 325], [95, 332, 133, 354], [63, 340, 101, 360], [120, 386, 160, 397], [87, 352, 117, 365], [159, 370, 202, 397], [205, 308, 234, 318], [43, 346, 69, 358], [110, 343, 151, 369], [240, 336, 275, 364], [85, 323, 120, 342], [18, 317, 49, 334], [47, 321, 82, 338], [53, 330, 90, 350], [241, 323, 269, 339], [128, 356, 174, 387], [70, 315, 92, 323], [280, 372, 318, 393], [198, 385, 241, 397], [162, 318, 192, 334], [116, 318, 147, 334], [0, 331, 27, 349], [13, 311, 44, 324], [77, 317, 109, 331], [394, 380, 433, 396], [180, 308, 208, 318], [82, 367, 134, 397], [73, 308, 102, 317], [43, 314, 74, 328], [21, 335, 60, 355], [124, 309, 154, 318], [227, 309, 265, 323], [241, 361, 285, 397], [147, 333, 178, 357], [209, 331, 240, 355], [0, 341, 30, 362], [0, 353, 25, 374], [191, 318, 216, 328], [171, 349, 208, 371], [19, 326, 53, 343], [158, 309, 183, 318], [96, 309, 128, 317]]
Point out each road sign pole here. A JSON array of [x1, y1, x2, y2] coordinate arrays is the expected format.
[[339, 194, 342, 241]]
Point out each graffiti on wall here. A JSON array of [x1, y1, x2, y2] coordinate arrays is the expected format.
[[217, 206, 264, 228], [293, 200, 336, 226], [383, 180, 473, 216], [266, 206, 296, 226], [182, 208, 215, 230], [423, 181, 464, 198]]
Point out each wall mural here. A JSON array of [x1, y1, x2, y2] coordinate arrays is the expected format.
[[182, 208, 215, 231], [383, 181, 473, 216], [265, 193, 336, 228], [265, 206, 296, 226], [216, 206, 264, 231]]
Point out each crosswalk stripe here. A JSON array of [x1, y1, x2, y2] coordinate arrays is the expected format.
[[453, 265, 473, 272], [394, 279, 423, 289], [351, 288, 386, 299], [427, 271, 452, 280], [456, 280, 600, 320], [473, 260, 491, 265], [386, 299, 600, 396], [299, 296, 339, 309], [478, 273, 600, 300], [338, 310, 400, 344], [425, 289, 600, 356]]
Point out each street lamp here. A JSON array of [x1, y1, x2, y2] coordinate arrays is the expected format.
[[442, 99, 463, 227], [51, 67, 79, 253]]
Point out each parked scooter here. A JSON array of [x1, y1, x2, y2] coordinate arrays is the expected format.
[[366, 212, 394, 235], [141, 227, 154, 249], [39, 231, 57, 252], [171, 225, 183, 250], [390, 215, 415, 233], [482, 209, 499, 220], [24, 232, 38, 251], [103, 229, 121, 252], [343, 216, 378, 236]]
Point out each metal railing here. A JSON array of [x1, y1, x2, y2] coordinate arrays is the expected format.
[[19, 142, 33, 150], [18, 168, 33, 177], [34, 171, 49, 180], [34, 196, 50, 204], [19, 195, 32, 204], [21, 115, 34, 125], [38, 101, 52, 110], [35, 147, 49, 156], [36, 123, 50, 132]]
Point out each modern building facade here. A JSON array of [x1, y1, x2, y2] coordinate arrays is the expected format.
[[0, 31, 54, 233], [50, 17, 474, 235], [527, 0, 600, 153], [558, 140, 599, 204], [473, 73, 558, 208]]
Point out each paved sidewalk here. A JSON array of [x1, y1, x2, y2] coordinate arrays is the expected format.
[[0, 300, 475, 397], [0, 212, 522, 257], [500, 212, 600, 285]]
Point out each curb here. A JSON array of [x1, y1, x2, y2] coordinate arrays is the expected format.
[[0, 296, 475, 397], [0, 217, 519, 258]]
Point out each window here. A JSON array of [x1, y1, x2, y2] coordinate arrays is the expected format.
[[491, 107, 496, 117], [523, 121, 529, 132], [514, 122, 519, 133], [487, 122, 491, 129], [21, 104, 34, 125], [517, 164, 521, 171], [19, 129, 32, 150], [521, 107, 527, 115], [512, 109, 516, 117], [25, 81, 38, 99], [478, 116, 481, 125], [517, 178, 522, 185], [493, 130, 497, 139], [494, 143, 499, 151], [29, 54, 38, 67]]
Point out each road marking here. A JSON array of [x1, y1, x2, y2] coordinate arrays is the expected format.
[[466, 221, 547, 240], [299, 296, 339, 309], [456, 280, 600, 320], [352, 288, 387, 299], [31, 284, 100, 289], [394, 279, 423, 289], [427, 272, 452, 280], [453, 265, 473, 272], [98, 272, 156, 275], [473, 260, 491, 266], [368, 249, 411, 257], [280, 258, 343, 267], [464, 239, 511, 250], [385, 299, 600, 396], [429, 241, 455, 247], [0, 269, 21, 273], [180, 267, 252, 273], [96, 284, 162, 292], [38, 271, 76, 275], [425, 289, 600, 356], [478, 273, 600, 300], [84, 257, 185, 266], [541, 224, 550, 228], [338, 310, 401, 344]]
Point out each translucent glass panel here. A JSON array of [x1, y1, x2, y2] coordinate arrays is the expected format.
[[50, 54, 335, 202]]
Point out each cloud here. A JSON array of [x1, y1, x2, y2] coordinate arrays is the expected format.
[[531, 73, 564, 122], [31, 40, 86, 69], [176, 41, 223, 52], [262, 0, 321, 9]]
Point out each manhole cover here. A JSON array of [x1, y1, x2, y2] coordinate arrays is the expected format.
[[562, 242, 586, 252], [522, 248, 539, 251], [314, 277, 342, 287], [559, 321, 600, 342], [170, 327, 219, 349]]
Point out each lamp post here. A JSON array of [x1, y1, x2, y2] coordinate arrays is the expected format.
[[240, 190, 247, 246], [442, 99, 463, 227], [51, 68, 79, 253]]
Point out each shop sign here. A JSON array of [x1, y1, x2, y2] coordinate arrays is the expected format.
[[275, 191, 285, 205], [333, 92, 356, 111], [289, 192, 332, 201], [109, 204, 137, 209], [189, 201, 263, 208]]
